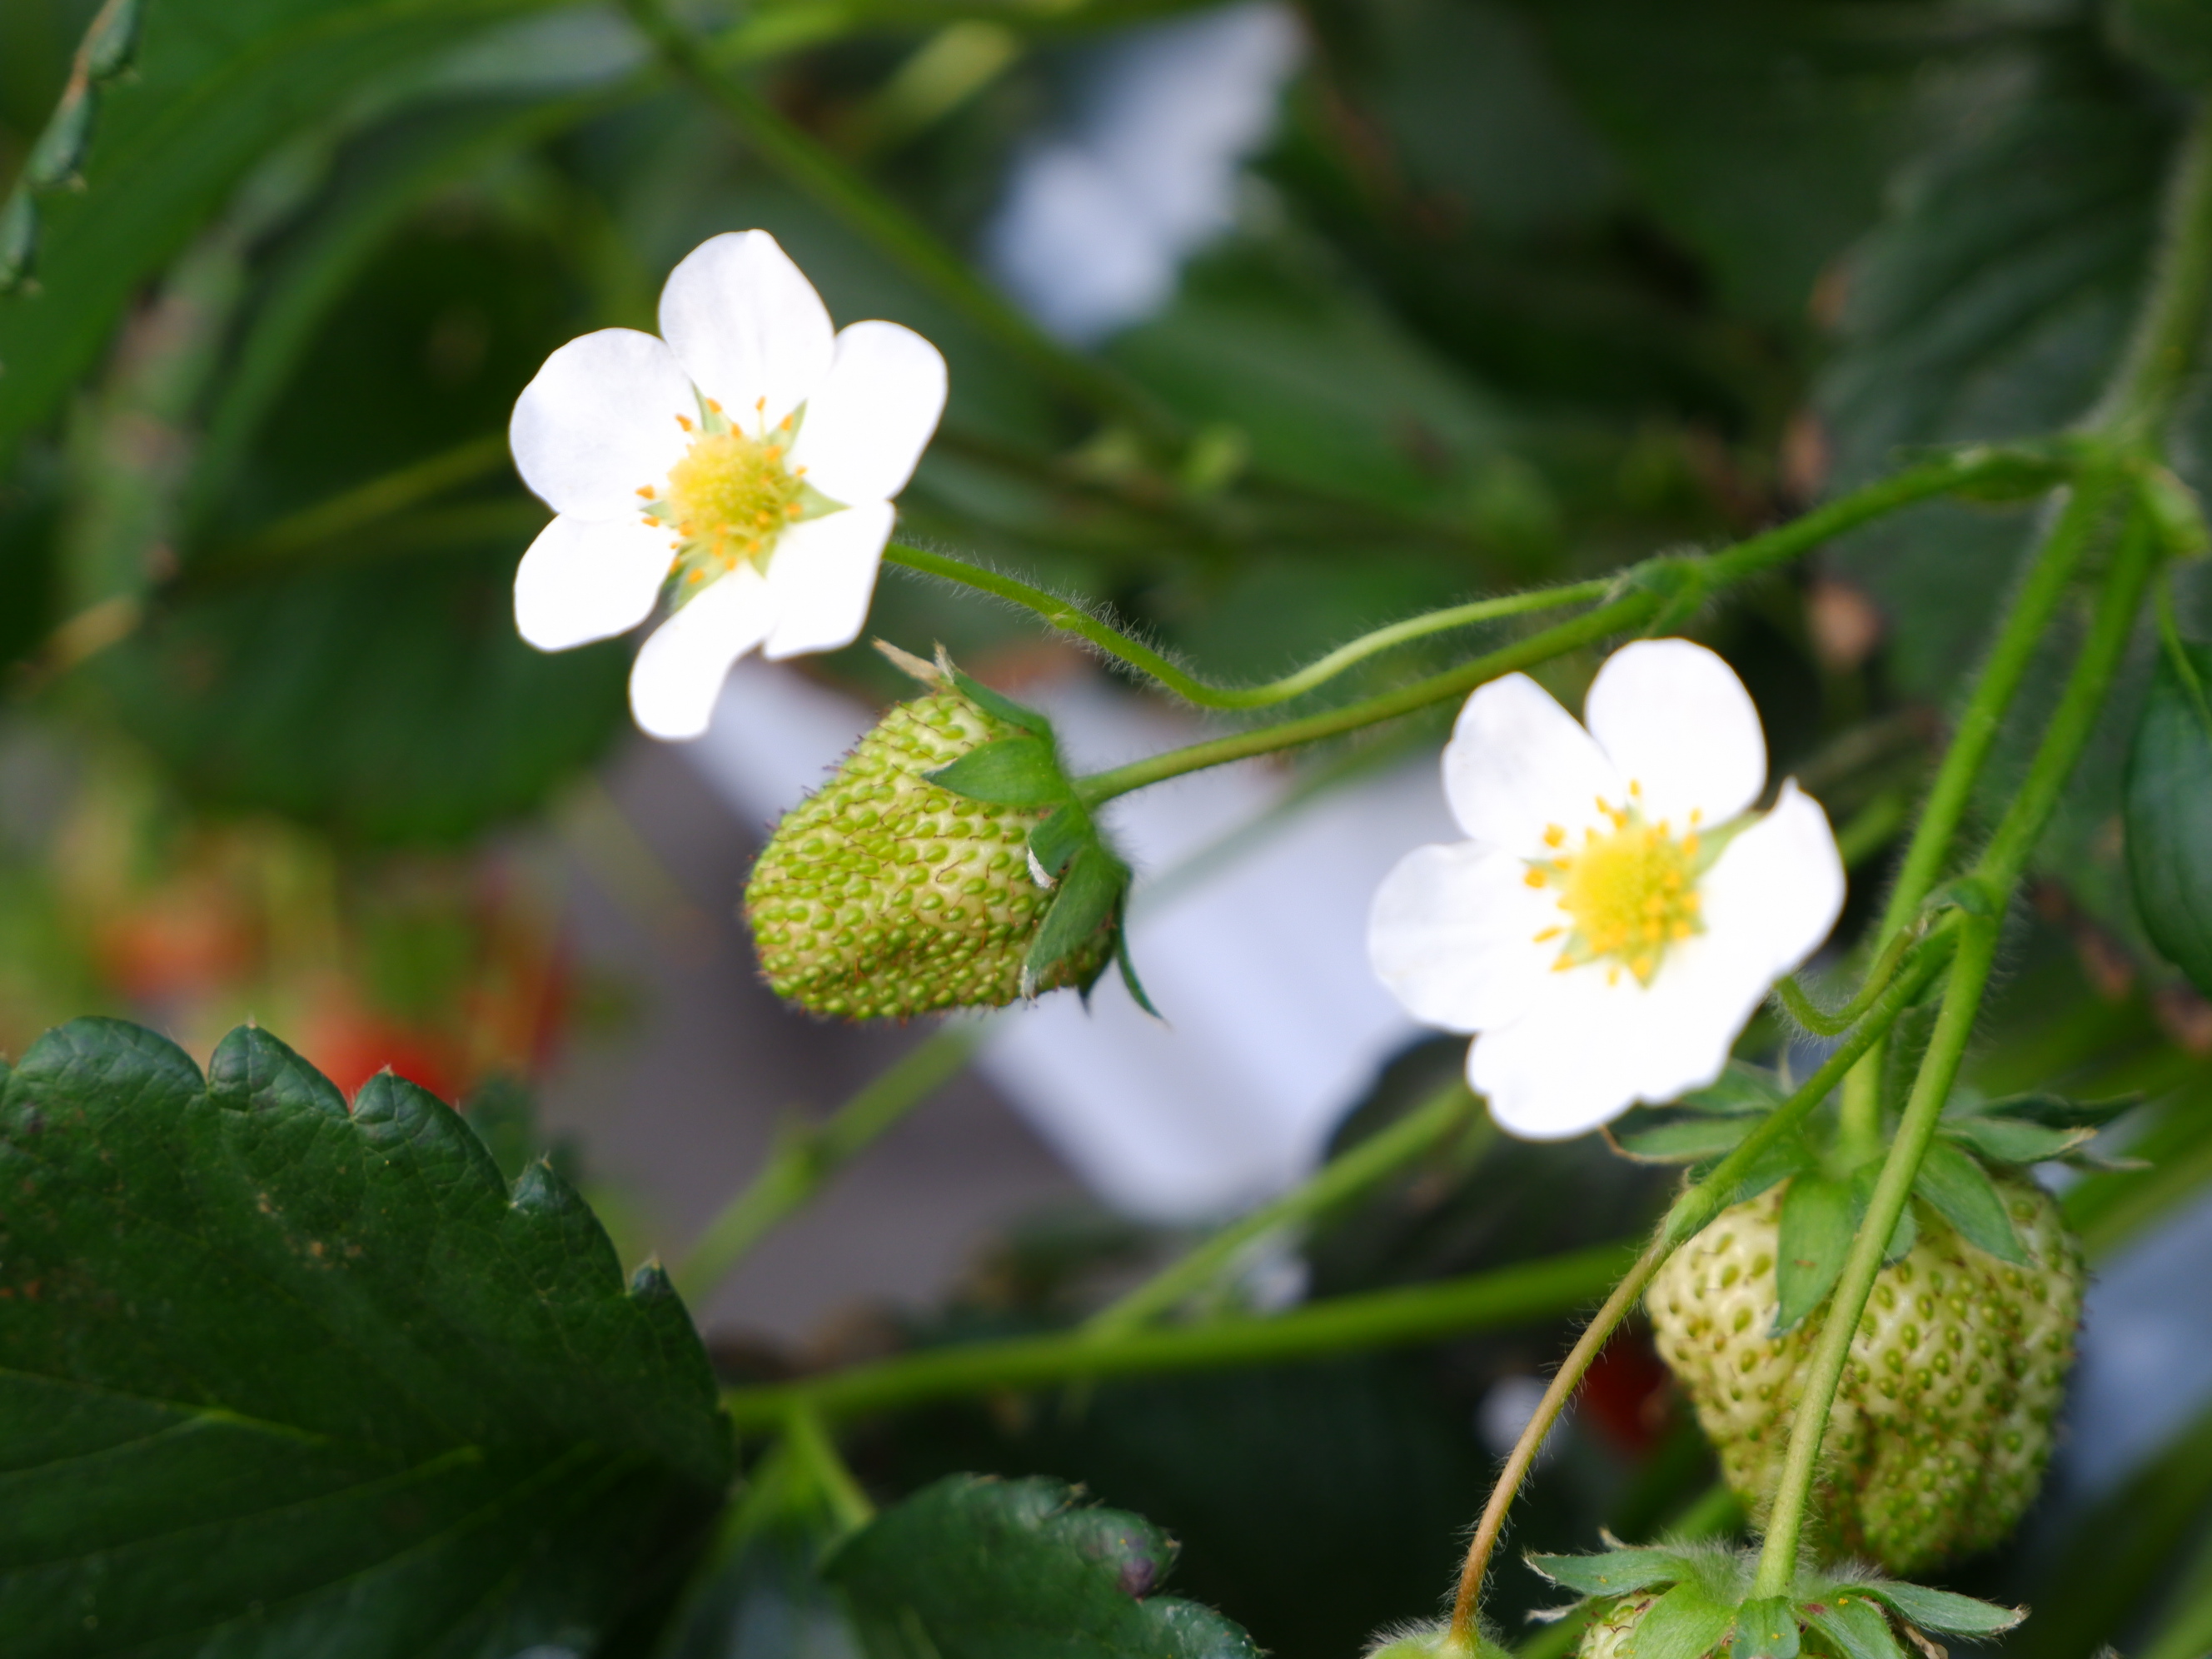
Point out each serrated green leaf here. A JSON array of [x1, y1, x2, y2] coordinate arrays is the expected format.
[[1612, 1112, 1757, 1164], [1846, 1582, 2024, 1637], [1939, 1117, 2093, 1166], [826, 1474, 1260, 1659], [1627, 1579, 1736, 1659], [1805, 1594, 1907, 1659], [1774, 1172, 1855, 1335], [0, 1016, 733, 1656], [1913, 1138, 2028, 1265], [1525, 1547, 1694, 1597], [1731, 1595, 1800, 1659], [2125, 638, 2212, 997], [928, 735, 1071, 807], [0, 0, 573, 449], [1675, 1064, 1788, 1116]]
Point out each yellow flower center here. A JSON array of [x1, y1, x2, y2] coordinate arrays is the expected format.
[[639, 402, 806, 593], [1525, 790, 1705, 986]]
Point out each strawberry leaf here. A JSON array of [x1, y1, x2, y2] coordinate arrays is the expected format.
[[1732, 1594, 1801, 1659], [1913, 1138, 2029, 1266], [1629, 1580, 1740, 1659], [1846, 1583, 2024, 1637], [1523, 1547, 1696, 1597], [1774, 1171, 1856, 1334], [1804, 1595, 1909, 1659]]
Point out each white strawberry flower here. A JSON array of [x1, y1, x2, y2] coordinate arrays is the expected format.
[[508, 230, 948, 740], [1368, 639, 1846, 1140]]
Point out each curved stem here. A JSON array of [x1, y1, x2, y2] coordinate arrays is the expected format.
[[722, 1241, 1635, 1428], [620, 0, 1175, 444], [1082, 1079, 1481, 1340], [1751, 501, 2163, 1595], [1447, 1243, 1668, 1645], [1074, 456, 2007, 805], [886, 541, 1611, 710], [1774, 919, 1926, 1038], [675, 1024, 984, 1304]]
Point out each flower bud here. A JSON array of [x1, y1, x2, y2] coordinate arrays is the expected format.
[[745, 679, 1124, 1019]]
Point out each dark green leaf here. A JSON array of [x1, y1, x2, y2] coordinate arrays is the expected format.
[[1627, 1579, 1738, 1659], [1979, 1091, 2143, 1130], [1716, 1131, 1818, 1209], [2125, 638, 2212, 996], [928, 735, 1071, 807], [1846, 1582, 2024, 1637], [1610, 1111, 1756, 1164], [1774, 1172, 1856, 1335], [1731, 1595, 1800, 1659], [1938, 1117, 2093, 1166], [1524, 1548, 1694, 1597], [95, 544, 629, 844], [1913, 1138, 2028, 1265], [0, 0, 570, 447], [825, 1474, 1259, 1659], [2113, 0, 2212, 87], [1675, 1064, 1787, 1116], [0, 1016, 733, 1656], [1804, 1595, 1907, 1659], [1026, 844, 1127, 992], [1115, 923, 1161, 1019]]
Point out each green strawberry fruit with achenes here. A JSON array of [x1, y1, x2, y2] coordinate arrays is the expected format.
[[745, 680, 1124, 1019], [1647, 1169, 2082, 1573]]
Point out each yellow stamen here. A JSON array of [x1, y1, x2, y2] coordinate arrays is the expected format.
[[1524, 804, 1706, 986]]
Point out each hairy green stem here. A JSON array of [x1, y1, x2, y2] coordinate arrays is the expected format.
[[1083, 1079, 1482, 1340], [675, 1024, 984, 1303], [1074, 456, 2013, 805], [1774, 919, 1927, 1039], [620, 0, 1173, 442], [1751, 502, 2163, 1596], [886, 541, 1611, 710], [1447, 1243, 1668, 1644], [721, 1241, 1635, 1428], [2098, 102, 2212, 444]]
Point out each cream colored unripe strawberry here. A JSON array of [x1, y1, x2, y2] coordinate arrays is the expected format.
[[1647, 1174, 2083, 1573]]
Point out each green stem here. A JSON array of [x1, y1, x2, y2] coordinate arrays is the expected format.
[[1082, 1079, 1482, 1340], [783, 1401, 876, 1532], [2097, 102, 2212, 444], [620, 0, 1174, 443], [1074, 456, 2008, 806], [722, 1241, 1636, 1428], [1773, 919, 1926, 1039], [1750, 502, 2163, 1597], [886, 541, 1612, 710], [675, 1024, 984, 1304], [1447, 1242, 1669, 1644]]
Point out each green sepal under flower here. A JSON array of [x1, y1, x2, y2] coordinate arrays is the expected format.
[[1526, 1542, 2022, 1659], [743, 647, 1149, 1020]]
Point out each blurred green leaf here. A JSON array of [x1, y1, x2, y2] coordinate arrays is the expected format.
[[96, 544, 627, 844], [2125, 637, 2212, 996], [0, 1016, 732, 1655], [1775, 1170, 1856, 1334], [0, 0, 573, 452], [826, 1474, 1260, 1659]]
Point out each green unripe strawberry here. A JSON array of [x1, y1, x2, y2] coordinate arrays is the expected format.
[[1647, 1175, 2084, 1573], [745, 690, 1112, 1019]]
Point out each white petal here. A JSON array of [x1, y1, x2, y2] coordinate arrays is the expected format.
[[629, 565, 777, 741], [1584, 639, 1765, 829], [1471, 784, 1845, 1141], [1696, 781, 1846, 979], [761, 501, 894, 660], [789, 321, 948, 506], [1368, 841, 1562, 1033], [659, 231, 834, 429], [1470, 969, 1648, 1140], [510, 329, 695, 519], [514, 513, 675, 650], [1442, 674, 1624, 856]]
